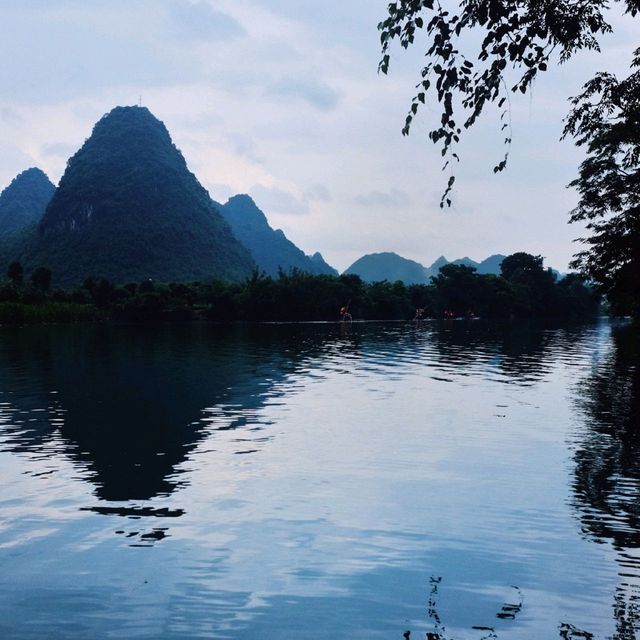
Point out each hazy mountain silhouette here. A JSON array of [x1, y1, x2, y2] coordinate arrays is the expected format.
[[425, 255, 449, 278], [11, 106, 255, 286], [217, 194, 337, 277], [308, 251, 338, 275], [344, 252, 510, 283], [0, 168, 55, 238], [476, 254, 507, 274], [344, 252, 430, 284], [450, 256, 480, 269]]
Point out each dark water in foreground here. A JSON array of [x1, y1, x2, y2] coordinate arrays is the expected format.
[[0, 319, 638, 639]]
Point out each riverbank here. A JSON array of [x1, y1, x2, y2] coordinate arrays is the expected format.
[[0, 267, 601, 325], [0, 302, 100, 324]]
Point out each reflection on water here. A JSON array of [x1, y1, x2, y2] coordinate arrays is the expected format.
[[571, 323, 640, 639], [0, 322, 565, 504], [572, 325, 640, 549], [0, 324, 325, 502], [414, 577, 522, 640], [0, 319, 637, 638]]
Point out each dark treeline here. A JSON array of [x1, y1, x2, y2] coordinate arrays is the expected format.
[[0, 252, 599, 323]]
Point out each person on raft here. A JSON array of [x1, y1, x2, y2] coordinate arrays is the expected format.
[[339, 305, 352, 322]]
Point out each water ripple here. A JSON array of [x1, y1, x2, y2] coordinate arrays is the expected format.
[[0, 319, 636, 639]]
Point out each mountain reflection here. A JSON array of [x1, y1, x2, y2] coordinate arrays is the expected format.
[[572, 322, 640, 638], [0, 324, 330, 502], [0, 320, 585, 509]]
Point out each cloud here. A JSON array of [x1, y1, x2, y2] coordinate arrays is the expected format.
[[167, 1, 246, 41], [250, 184, 310, 214], [303, 183, 332, 203], [265, 77, 339, 111], [0, 106, 23, 125], [41, 142, 77, 159], [226, 133, 264, 164], [0, 2, 203, 104], [0, 145, 35, 186], [353, 188, 411, 208], [209, 183, 235, 203]]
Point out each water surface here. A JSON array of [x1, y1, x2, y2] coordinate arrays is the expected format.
[[0, 319, 637, 639]]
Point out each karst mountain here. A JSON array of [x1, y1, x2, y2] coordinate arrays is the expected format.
[[13, 106, 256, 286]]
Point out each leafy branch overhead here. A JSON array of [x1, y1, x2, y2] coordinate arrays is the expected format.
[[561, 47, 640, 315], [378, 0, 640, 206]]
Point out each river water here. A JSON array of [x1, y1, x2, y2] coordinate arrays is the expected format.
[[0, 319, 637, 639]]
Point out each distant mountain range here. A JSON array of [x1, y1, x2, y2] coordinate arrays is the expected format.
[[344, 252, 513, 284], [215, 194, 337, 277]]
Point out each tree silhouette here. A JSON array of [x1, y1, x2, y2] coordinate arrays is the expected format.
[[562, 51, 640, 316]]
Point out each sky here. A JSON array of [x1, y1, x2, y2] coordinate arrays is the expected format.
[[0, 0, 637, 272]]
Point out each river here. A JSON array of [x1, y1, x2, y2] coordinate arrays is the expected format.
[[0, 319, 637, 639]]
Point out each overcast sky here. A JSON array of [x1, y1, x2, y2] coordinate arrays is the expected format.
[[0, 0, 636, 271]]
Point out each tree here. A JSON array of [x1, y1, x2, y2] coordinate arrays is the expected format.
[[556, 272, 600, 316], [500, 252, 545, 281], [378, 1, 640, 315], [378, 0, 639, 202], [30, 267, 52, 293], [500, 252, 557, 314], [82, 277, 115, 307], [430, 263, 483, 315], [562, 50, 640, 316], [7, 261, 23, 286]]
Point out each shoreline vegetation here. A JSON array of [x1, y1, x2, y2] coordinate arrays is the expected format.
[[0, 255, 600, 325]]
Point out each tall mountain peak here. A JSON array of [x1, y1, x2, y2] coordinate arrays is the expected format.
[[21, 105, 255, 285]]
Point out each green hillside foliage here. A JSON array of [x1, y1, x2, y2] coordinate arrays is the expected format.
[[0, 168, 55, 238], [218, 194, 338, 277], [13, 106, 254, 287]]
